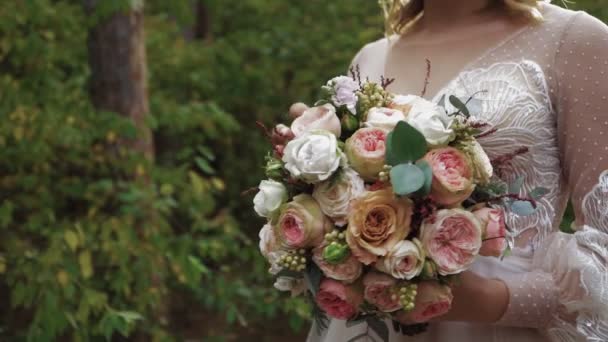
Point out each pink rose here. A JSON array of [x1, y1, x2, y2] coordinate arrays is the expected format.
[[275, 194, 333, 249], [362, 272, 401, 313], [291, 104, 341, 137], [312, 244, 363, 284], [316, 279, 363, 320], [395, 281, 453, 323], [423, 147, 475, 206], [345, 127, 388, 181], [473, 207, 508, 257], [346, 188, 413, 265], [420, 209, 483, 275]]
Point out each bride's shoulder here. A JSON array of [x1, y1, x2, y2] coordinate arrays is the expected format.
[[350, 35, 396, 77], [542, 3, 608, 34]]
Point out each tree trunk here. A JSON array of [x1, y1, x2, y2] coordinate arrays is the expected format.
[[84, 0, 154, 160]]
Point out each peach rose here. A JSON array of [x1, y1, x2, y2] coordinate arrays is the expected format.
[[363, 272, 402, 313], [423, 147, 475, 206], [291, 104, 341, 137], [275, 194, 333, 249], [316, 279, 363, 320], [473, 207, 508, 257], [345, 188, 413, 265], [312, 244, 363, 284], [395, 281, 453, 323], [420, 209, 483, 275], [344, 127, 388, 181]]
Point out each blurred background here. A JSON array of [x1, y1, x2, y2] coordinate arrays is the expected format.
[[0, 0, 604, 341]]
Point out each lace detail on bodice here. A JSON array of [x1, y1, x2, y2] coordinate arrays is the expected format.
[[434, 61, 567, 249], [581, 170, 608, 231]]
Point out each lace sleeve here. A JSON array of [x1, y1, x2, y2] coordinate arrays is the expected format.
[[498, 12, 608, 341]]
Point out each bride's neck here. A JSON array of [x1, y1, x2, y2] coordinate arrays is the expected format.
[[421, 0, 499, 29]]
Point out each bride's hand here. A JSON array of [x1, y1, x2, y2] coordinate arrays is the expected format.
[[437, 271, 510, 323]]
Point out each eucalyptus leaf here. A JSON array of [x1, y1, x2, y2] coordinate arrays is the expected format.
[[449, 95, 470, 117], [508, 176, 525, 194], [305, 262, 323, 296], [390, 163, 425, 196], [511, 200, 536, 216], [415, 159, 433, 197], [529, 187, 549, 200], [386, 121, 427, 165]]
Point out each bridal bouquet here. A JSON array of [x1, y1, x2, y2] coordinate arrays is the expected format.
[[252, 69, 545, 338]]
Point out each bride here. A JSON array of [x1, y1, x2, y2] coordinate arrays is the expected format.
[[307, 0, 608, 341]]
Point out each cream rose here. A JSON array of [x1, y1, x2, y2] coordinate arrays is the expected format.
[[403, 95, 455, 146], [423, 147, 475, 206], [291, 104, 341, 137], [468, 139, 493, 185], [275, 194, 333, 249], [253, 180, 288, 218], [344, 127, 388, 181], [345, 188, 414, 265], [473, 207, 508, 257], [364, 107, 406, 131], [376, 239, 425, 280], [312, 168, 365, 227], [282, 130, 344, 184], [258, 223, 278, 259], [420, 209, 483, 275], [312, 244, 363, 284]]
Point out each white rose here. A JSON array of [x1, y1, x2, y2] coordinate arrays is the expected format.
[[291, 104, 341, 137], [405, 96, 455, 146], [274, 276, 306, 297], [253, 180, 288, 218], [282, 130, 344, 184], [364, 107, 406, 131], [258, 223, 278, 259], [375, 239, 425, 280], [312, 168, 365, 226], [468, 139, 493, 185]]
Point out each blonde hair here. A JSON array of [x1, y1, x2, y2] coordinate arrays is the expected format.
[[380, 0, 547, 35]]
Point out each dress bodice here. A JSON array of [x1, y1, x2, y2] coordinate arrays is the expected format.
[[309, 4, 608, 342]]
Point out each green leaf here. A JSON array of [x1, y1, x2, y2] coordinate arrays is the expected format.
[[529, 187, 549, 200], [305, 262, 323, 296], [508, 176, 525, 194], [79, 251, 93, 279], [449, 95, 470, 117], [188, 255, 211, 277], [390, 163, 425, 196], [386, 121, 427, 166], [415, 160, 433, 197], [64, 230, 79, 252], [511, 200, 536, 216], [366, 316, 389, 342], [195, 157, 215, 174]]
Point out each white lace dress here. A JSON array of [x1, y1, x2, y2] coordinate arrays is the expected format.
[[308, 4, 608, 342]]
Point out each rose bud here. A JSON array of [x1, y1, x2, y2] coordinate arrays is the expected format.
[[253, 180, 288, 219], [312, 244, 362, 284], [271, 124, 295, 146], [423, 147, 475, 206], [291, 104, 341, 137], [364, 107, 406, 131], [282, 130, 344, 184], [275, 194, 333, 249], [323, 242, 350, 265], [420, 208, 483, 275], [315, 278, 364, 320], [345, 188, 413, 265], [420, 259, 438, 279], [341, 113, 360, 135], [395, 281, 453, 323], [289, 102, 309, 119], [473, 207, 508, 257], [312, 168, 365, 227], [344, 127, 388, 181], [375, 239, 425, 280], [363, 272, 402, 313]]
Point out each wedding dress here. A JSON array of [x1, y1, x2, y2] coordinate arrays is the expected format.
[[308, 4, 608, 342]]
